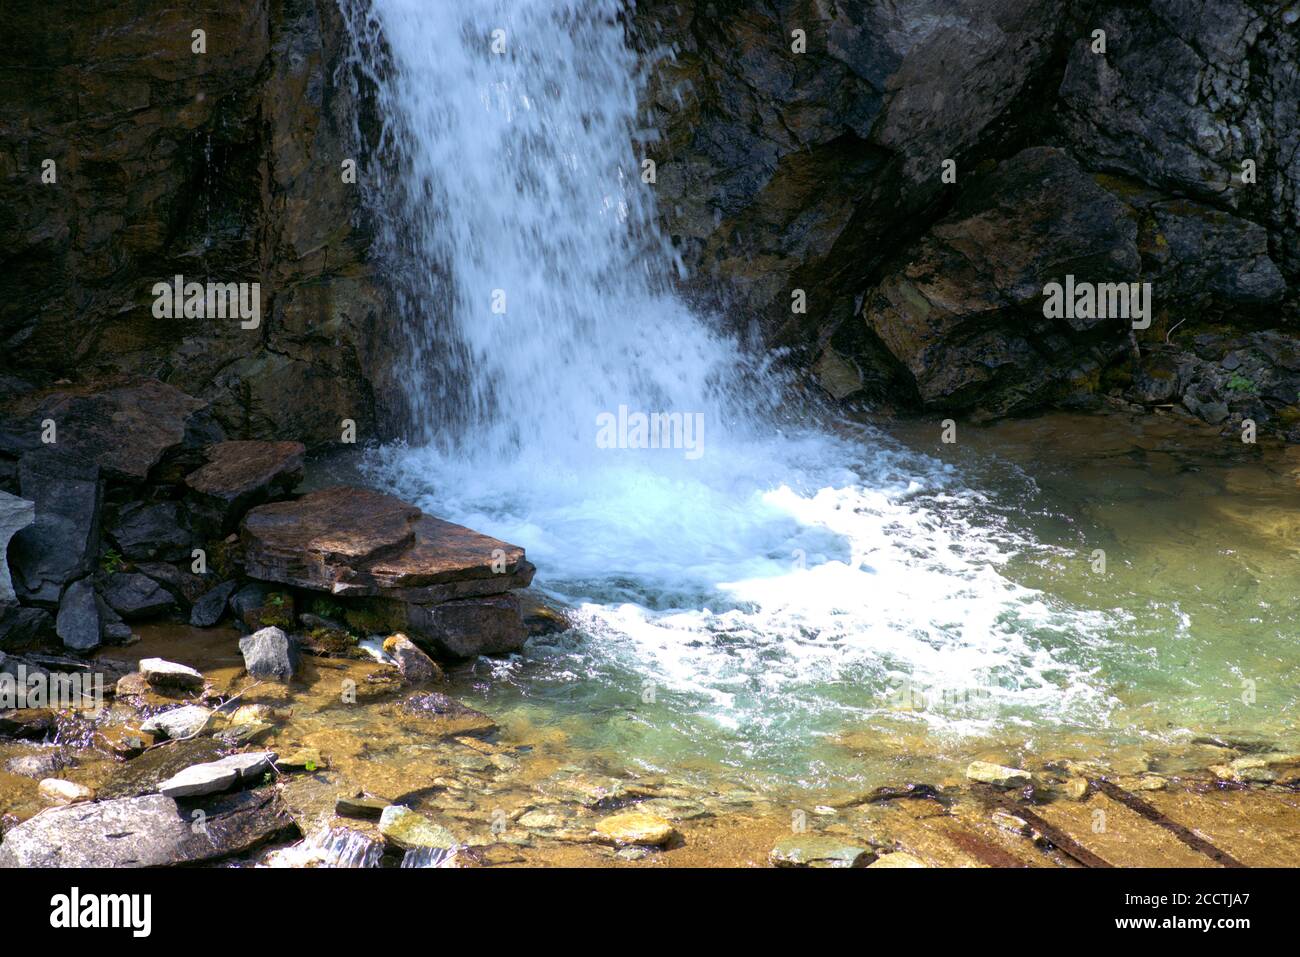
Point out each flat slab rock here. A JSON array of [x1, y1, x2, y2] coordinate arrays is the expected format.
[[240, 486, 534, 602], [0, 790, 294, 867]]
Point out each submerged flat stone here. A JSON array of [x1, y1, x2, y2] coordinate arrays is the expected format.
[[240, 486, 534, 602], [378, 805, 458, 850], [770, 835, 870, 868]]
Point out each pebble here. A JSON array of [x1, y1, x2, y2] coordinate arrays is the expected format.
[[966, 761, 1032, 788]]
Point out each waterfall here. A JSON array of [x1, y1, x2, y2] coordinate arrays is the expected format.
[[341, 0, 769, 458]]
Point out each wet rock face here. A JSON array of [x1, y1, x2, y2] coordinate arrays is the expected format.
[[7, 450, 102, 607], [1060, 1, 1300, 273], [184, 440, 305, 534], [0, 0, 395, 446], [635, 0, 1068, 345], [862, 148, 1139, 416]]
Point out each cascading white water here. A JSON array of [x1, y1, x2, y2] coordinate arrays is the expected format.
[[342, 0, 771, 457], [341, 0, 1113, 780]]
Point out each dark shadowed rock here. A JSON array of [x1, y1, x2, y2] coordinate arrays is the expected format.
[[1060, 1, 1300, 272], [241, 486, 534, 601], [190, 580, 238, 627], [0, 790, 296, 867], [185, 440, 305, 534], [0, 380, 210, 483], [107, 501, 193, 562], [239, 625, 296, 680], [0, 491, 35, 603], [8, 450, 102, 606], [135, 562, 209, 607], [101, 572, 176, 620], [861, 148, 1139, 416], [55, 577, 101, 651], [0, 603, 51, 647], [389, 593, 528, 659]]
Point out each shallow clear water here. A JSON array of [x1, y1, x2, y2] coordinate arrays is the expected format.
[[362, 413, 1300, 800]]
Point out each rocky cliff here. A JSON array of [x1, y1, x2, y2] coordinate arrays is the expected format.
[[4, 0, 1298, 441], [0, 0, 402, 445], [635, 0, 1300, 437]]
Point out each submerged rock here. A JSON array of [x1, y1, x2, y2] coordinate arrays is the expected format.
[[966, 761, 1032, 788], [769, 835, 870, 868], [6, 749, 71, 779], [867, 851, 927, 869], [335, 794, 389, 820], [400, 691, 497, 738], [378, 804, 458, 850], [593, 810, 679, 847], [239, 625, 296, 681], [0, 790, 295, 867]]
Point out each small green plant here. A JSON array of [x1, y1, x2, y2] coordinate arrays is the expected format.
[[304, 759, 318, 772], [266, 593, 286, 608], [1226, 373, 1257, 394], [100, 549, 124, 574], [309, 597, 344, 620]]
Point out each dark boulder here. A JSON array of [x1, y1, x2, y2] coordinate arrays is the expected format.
[[107, 500, 194, 562], [7, 449, 102, 606], [190, 579, 238, 628], [55, 577, 101, 652], [100, 572, 176, 621], [185, 440, 305, 534]]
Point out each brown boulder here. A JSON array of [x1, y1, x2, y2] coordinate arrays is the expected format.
[[240, 486, 534, 602]]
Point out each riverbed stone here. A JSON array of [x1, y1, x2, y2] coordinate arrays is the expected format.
[[240, 486, 534, 602], [101, 572, 175, 620], [55, 577, 101, 652], [867, 851, 927, 869], [0, 790, 294, 867], [8, 450, 102, 606], [190, 579, 238, 627], [140, 704, 213, 740], [966, 761, 1032, 788], [38, 778, 95, 805], [384, 592, 528, 659], [383, 632, 442, 683], [594, 810, 679, 847], [139, 657, 205, 690], [336, 795, 389, 820], [6, 749, 71, 779], [185, 440, 305, 534], [239, 625, 296, 680], [378, 804, 458, 850], [400, 691, 497, 738], [770, 835, 870, 868], [98, 738, 226, 799], [156, 751, 276, 797], [0, 491, 35, 603]]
